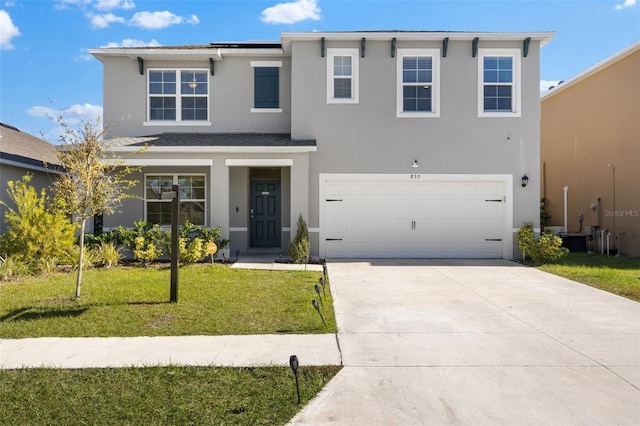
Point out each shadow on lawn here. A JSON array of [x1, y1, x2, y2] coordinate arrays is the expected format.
[[0, 301, 170, 323], [0, 307, 89, 322]]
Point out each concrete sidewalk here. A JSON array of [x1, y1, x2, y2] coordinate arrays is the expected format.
[[0, 334, 341, 369]]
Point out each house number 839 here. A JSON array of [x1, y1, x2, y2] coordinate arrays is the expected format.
[[410, 174, 421, 180]]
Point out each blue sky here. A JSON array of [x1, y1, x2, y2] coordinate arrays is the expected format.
[[0, 0, 638, 143]]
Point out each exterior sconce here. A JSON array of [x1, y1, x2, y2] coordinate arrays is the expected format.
[[412, 160, 419, 168], [521, 174, 529, 187]]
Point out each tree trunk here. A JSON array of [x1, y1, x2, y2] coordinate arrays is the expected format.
[[75, 218, 86, 299]]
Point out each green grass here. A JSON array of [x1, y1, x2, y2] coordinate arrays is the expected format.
[[0, 264, 337, 338], [537, 253, 640, 301], [0, 365, 342, 425]]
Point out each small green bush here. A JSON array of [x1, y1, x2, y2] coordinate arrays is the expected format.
[[533, 232, 569, 264], [288, 214, 310, 264], [517, 221, 568, 264], [65, 245, 99, 270], [0, 175, 76, 262], [133, 236, 163, 265], [0, 255, 30, 280], [95, 242, 125, 268]]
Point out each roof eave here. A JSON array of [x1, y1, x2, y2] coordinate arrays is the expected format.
[[542, 40, 640, 101], [109, 146, 317, 153]]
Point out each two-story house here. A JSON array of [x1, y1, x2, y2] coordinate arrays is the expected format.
[[90, 30, 554, 259]]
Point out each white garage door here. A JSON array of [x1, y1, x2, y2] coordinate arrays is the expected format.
[[321, 175, 510, 259]]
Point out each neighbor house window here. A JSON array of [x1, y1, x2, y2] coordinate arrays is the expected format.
[[478, 49, 521, 117], [145, 174, 206, 226], [327, 48, 359, 104], [397, 49, 440, 117], [250, 61, 282, 112], [148, 69, 208, 122]]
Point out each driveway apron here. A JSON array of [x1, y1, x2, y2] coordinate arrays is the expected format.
[[289, 259, 640, 425]]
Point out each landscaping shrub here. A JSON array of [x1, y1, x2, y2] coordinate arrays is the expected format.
[[0, 175, 76, 263], [117, 221, 165, 264], [288, 214, 310, 264], [0, 255, 30, 280], [517, 221, 568, 264], [95, 242, 125, 268], [65, 245, 99, 270]]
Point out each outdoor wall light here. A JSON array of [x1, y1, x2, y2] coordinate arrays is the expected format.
[[521, 174, 529, 187], [412, 160, 419, 168]]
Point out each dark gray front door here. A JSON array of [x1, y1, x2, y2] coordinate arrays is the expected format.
[[250, 180, 281, 248]]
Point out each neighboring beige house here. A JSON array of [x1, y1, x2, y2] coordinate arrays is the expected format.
[[0, 123, 60, 235], [541, 41, 640, 257]]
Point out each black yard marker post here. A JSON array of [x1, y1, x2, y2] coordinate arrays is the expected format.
[[162, 184, 180, 303], [315, 284, 323, 306]]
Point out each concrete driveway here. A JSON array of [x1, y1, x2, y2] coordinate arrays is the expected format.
[[290, 259, 640, 425]]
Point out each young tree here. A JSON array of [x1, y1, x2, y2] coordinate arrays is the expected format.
[[53, 118, 137, 298]]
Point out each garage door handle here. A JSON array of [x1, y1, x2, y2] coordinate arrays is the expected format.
[[485, 238, 502, 242], [326, 238, 343, 241]]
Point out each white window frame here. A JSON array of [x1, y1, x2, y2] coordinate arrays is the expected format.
[[396, 48, 440, 118], [326, 48, 359, 104], [250, 61, 283, 113], [477, 48, 521, 118], [144, 174, 207, 226], [145, 68, 211, 126]]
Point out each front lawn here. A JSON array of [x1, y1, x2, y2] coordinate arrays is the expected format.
[[537, 253, 640, 301], [0, 365, 341, 425], [0, 264, 337, 337]]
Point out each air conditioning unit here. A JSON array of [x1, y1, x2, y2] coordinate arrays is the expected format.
[[544, 226, 564, 235]]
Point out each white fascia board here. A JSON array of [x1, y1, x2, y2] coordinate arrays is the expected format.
[[225, 159, 293, 167], [282, 31, 555, 44], [0, 159, 61, 174], [110, 146, 316, 154], [90, 47, 285, 62], [116, 159, 214, 166], [542, 40, 640, 101]]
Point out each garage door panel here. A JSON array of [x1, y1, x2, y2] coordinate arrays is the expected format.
[[323, 176, 507, 258]]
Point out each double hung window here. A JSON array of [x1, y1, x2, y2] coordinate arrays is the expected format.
[[478, 49, 521, 117], [396, 49, 440, 117], [145, 175, 206, 226], [148, 69, 208, 122], [327, 48, 359, 104]]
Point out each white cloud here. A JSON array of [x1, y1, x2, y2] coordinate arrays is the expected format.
[[540, 80, 561, 94], [261, 0, 320, 24], [4, 2, 16, 7], [129, 10, 199, 29], [0, 9, 20, 50], [101, 38, 161, 47], [95, 0, 135, 11], [74, 48, 94, 61], [55, 0, 91, 10], [87, 12, 125, 29], [615, 0, 636, 9], [28, 104, 104, 143]]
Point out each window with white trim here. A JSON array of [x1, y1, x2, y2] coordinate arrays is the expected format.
[[327, 48, 359, 104], [148, 69, 208, 122], [478, 49, 521, 117], [397, 49, 440, 117], [145, 174, 206, 225]]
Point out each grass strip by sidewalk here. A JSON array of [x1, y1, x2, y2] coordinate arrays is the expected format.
[[537, 253, 640, 302], [0, 365, 341, 425], [0, 264, 337, 338]]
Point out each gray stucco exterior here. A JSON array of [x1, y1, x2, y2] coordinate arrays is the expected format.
[[91, 31, 553, 259]]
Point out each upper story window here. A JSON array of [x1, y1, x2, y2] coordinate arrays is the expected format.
[[147, 69, 209, 123], [145, 174, 206, 226], [397, 49, 440, 118], [478, 49, 521, 117], [327, 48, 359, 104], [251, 61, 282, 113]]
